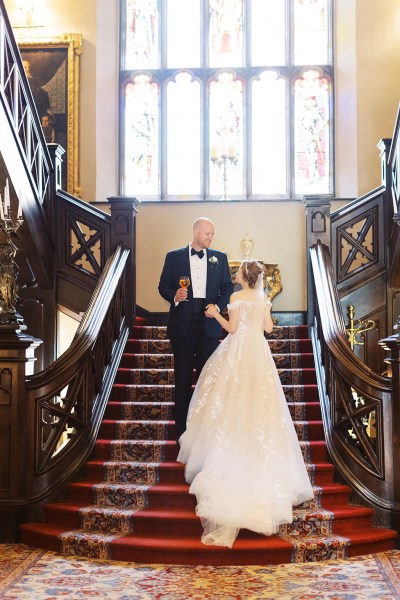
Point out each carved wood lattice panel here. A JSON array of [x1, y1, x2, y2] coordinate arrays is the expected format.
[[68, 216, 103, 277], [1, 25, 51, 204], [332, 372, 383, 478], [337, 208, 377, 282], [38, 369, 87, 472]]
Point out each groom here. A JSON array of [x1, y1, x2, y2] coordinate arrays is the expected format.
[[158, 217, 233, 440]]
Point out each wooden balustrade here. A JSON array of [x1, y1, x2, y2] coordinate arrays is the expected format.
[[0, 245, 131, 538], [309, 241, 398, 528]]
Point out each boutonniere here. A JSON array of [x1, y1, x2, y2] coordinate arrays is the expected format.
[[209, 256, 219, 268]]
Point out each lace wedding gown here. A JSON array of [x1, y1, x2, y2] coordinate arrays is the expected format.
[[177, 299, 314, 548]]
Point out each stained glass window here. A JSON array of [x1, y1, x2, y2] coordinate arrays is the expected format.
[[120, 0, 333, 201]]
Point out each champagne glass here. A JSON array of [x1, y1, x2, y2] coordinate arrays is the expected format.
[[179, 275, 190, 301]]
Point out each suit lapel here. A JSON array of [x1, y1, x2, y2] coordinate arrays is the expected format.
[[182, 246, 191, 273], [182, 246, 193, 299], [206, 249, 215, 296]]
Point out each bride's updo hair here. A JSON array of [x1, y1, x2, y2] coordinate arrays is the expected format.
[[241, 260, 265, 288]]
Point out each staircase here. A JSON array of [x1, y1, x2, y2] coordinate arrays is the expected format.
[[20, 319, 397, 565]]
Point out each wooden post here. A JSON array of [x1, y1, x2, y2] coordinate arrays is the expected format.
[[108, 196, 140, 331], [0, 327, 40, 541], [304, 195, 332, 328], [379, 332, 400, 529]]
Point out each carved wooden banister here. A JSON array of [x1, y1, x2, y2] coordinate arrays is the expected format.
[[0, 0, 52, 207], [0, 0, 55, 287], [309, 240, 400, 526], [0, 244, 130, 508], [385, 102, 400, 287]]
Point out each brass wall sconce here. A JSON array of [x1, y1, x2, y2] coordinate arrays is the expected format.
[[345, 304, 376, 351]]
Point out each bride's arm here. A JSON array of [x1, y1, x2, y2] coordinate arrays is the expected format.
[[264, 302, 274, 334], [205, 297, 240, 334]]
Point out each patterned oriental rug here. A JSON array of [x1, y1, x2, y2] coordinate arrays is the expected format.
[[1, 544, 400, 599]]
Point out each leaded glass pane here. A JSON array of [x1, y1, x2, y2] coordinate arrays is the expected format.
[[167, 0, 201, 68], [251, 0, 285, 66], [209, 0, 244, 68], [120, 0, 333, 200], [294, 0, 329, 66], [294, 69, 330, 194], [209, 72, 244, 198], [251, 71, 287, 195], [125, 0, 159, 69], [167, 73, 201, 196], [124, 74, 159, 196]]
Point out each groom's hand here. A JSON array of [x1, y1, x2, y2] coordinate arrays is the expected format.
[[175, 287, 188, 302]]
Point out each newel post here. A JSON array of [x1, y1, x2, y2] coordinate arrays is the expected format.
[[303, 195, 332, 328], [108, 196, 140, 331], [379, 332, 400, 514], [0, 326, 39, 541]]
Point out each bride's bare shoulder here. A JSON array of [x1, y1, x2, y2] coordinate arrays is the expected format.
[[229, 291, 243, 303]]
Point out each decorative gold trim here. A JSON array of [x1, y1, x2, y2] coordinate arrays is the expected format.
[[345, 304, 376, 351], [228, 260, 283, 302], [18, 33, 82, 197]]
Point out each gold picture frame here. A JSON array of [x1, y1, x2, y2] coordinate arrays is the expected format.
[[18, 33, 82, 197]]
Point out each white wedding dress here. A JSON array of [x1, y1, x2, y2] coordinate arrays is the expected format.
[[177, 298, 314, 548]]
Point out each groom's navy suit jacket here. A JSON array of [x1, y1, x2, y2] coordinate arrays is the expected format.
[[158, 246, 233, 339]]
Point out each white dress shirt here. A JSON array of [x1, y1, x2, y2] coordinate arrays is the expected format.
[[189, 245, 207, 298]]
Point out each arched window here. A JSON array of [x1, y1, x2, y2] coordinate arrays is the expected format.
[[120, 0, 333, 201]]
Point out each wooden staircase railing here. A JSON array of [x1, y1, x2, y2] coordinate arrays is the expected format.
[[304, 103, 400, 531], [0, 244, 130, 516], [0, 0, 54, 286], [0, 0, 141, 541], [309, 241, 398, 528]]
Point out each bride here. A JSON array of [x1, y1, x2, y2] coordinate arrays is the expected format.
[[177, 260, 314, 548]]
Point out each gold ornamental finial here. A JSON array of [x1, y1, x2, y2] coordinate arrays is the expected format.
[[240, 233, 254, 259]]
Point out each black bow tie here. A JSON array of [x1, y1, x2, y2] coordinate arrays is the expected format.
[[191, 248, 204, 259]]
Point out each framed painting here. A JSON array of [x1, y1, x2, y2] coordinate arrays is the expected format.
[[18, 33, 82, 197]]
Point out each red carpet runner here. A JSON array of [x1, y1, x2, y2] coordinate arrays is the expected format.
[[20, 321, 397, 565]]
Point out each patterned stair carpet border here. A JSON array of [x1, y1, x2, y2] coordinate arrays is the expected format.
[[1, 544, 400, 599]]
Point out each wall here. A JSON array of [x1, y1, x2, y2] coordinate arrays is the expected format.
[[4, 0, 400, 314], [4, 0, 118, 202], [355, 0, 400, 195], [136, 202, 308, 313]]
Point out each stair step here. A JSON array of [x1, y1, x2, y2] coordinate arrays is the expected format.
[[105, 401, 174, 420], [20, 519, 396, 566], [125, 338, 314, 355], [66, 480, 352, 512], [119, 352, 316, 369], [94, 439, 178, 461], [41, 502, 376, 541], [110, 382, 320, 403], [105, 400, 322, 422], [287, 401, 322, 420], [83, 459, 334, 486], [114, 367, 317, 386], [84, 460, 185, 484], [131, 324, 311, 341]]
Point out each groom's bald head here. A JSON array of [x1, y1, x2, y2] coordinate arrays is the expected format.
[[192, 217, 215, 250]]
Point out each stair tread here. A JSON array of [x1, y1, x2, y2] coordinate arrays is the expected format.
[[44, 501, 375, 522], [21, 520, 397, 545], [68, 480, 350, 495]]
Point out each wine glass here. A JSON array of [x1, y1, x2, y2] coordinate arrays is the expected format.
[[179, 275, 190, 301]]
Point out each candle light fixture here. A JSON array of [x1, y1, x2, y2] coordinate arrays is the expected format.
[[0, 179, 25, 328], [210, 146, 238, 201]]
